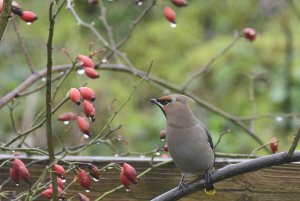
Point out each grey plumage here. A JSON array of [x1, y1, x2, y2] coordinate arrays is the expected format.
[[151, 94, 215, 193]]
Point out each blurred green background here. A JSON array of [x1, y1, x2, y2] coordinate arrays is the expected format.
[[1, 0, 300, 156]]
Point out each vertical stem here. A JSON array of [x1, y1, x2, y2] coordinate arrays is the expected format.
[[46, 1, 58, 200], [0, 0, 13, 41]]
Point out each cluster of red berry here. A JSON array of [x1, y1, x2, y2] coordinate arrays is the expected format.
[[0, 1, 37, 24], [58, 86, 96, 138]]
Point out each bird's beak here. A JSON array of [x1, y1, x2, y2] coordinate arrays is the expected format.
[[150, 99, 163, 108], [150, 98, 166, 116]]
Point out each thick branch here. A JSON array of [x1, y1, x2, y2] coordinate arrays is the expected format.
[[151, 151, 300, 201]]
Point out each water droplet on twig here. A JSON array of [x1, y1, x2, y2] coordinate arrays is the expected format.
[[77, 69, 85, 75]]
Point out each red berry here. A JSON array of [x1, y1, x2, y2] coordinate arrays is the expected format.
[[84, 67, 100, 79], [270, 137, 278, 154], [79, 87, 96, 102], [88, 164, 100, 181], [162, 144, 168, 152], [20, 11, 38, 23], [69, 88, 81, 105], [9, 167, 19, 185], [243, 27, 256, 41], [52, 164, 66, 180], [171, 0, 188, 7], [18, 165, 30, 183], [160, 130, 166, 140], [57, 112, 76, 122], [76, 54, 94, 68], [83, 100, 96, 122], [164, 7, 176, 24], [123, 163, 137, 184], [41, 187, 63, 199], [13, 158, 26, 168], [78, 193, 90, 201], [120, 168, 131, 189], [77, 168, 91, 191], [76, 116, 91, 137]]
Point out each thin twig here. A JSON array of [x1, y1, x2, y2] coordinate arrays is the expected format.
[[214, 130, 231, 149], [181, 31, 240, 91], [287, 127, 300, 157]]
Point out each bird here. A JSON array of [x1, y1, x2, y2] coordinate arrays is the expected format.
[[150, 94, 215, 194]]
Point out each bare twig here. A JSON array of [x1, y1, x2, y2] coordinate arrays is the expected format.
[[12, 18, 34, 73], [287, 127, 300, 157], [181, 31, 240, 91], [214, 130, 231, 149]]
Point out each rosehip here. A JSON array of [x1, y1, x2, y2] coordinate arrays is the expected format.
[[88, 164, 100, 181], [243, 27, 256, 41], [20, 11, 38, 23], [119, 168, 131, 189], [77, 168, 91, 191], [171, 0, 188, 7], [13, 158, 26, 168], [270, 137, 278, 154], [76, 116, 91, 137], [160, 130, 166, 140], [57, 112, 76, 122], [78, 193, 90, 201], [76, 54, 94, 68], [83, 100, 96, 122], [41, 186, 63, 199], [122, 163, 137, 184], [162, 144, 168, 152], [18, 165, 30, 183], [52, 164, 66, 180], [164, 7, 176, 24], [84, 67, 100, 79], [9, 167, 19, 185], [69, 88, 81, 105], [79, 87, 96, 102]]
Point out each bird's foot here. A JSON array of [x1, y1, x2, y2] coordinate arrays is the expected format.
[[178, 175, 189, 192], [204, 170, 216, 195]]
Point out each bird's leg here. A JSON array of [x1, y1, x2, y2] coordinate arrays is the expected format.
[[178, 174, 189, 191], [204, 170, 216, 195]]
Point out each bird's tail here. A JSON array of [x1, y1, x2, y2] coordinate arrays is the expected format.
[[204, 184, 216, 195]]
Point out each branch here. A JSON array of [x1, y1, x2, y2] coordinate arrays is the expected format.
[[0, 0, 12, 41], [0, 63, 267, 150], [151, 151, 300, 201], [45, 2, 58, 200], [287, 128, 300, 157], [181, 31, 240, 91]]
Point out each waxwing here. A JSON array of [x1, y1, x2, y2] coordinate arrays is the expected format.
[[151, 94, 215, 194]]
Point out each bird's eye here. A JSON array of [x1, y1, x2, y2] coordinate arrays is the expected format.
[[159, 99, 172, 106]]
